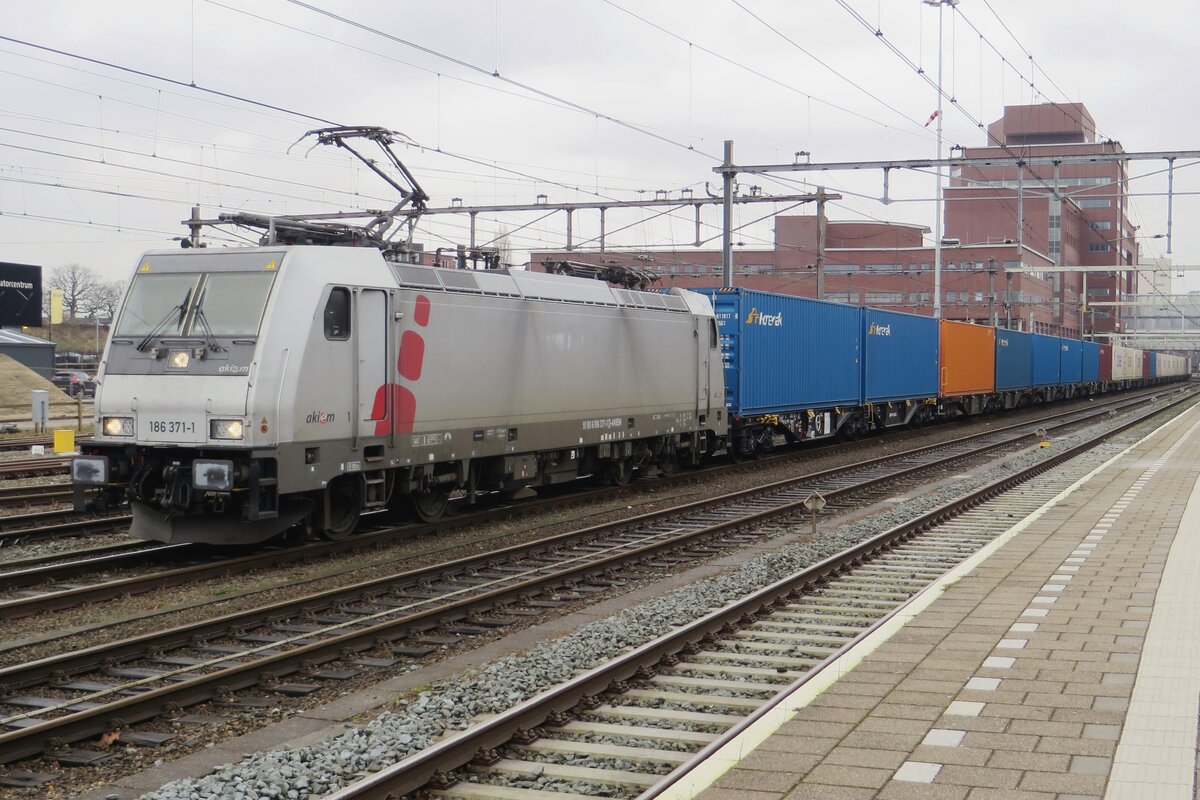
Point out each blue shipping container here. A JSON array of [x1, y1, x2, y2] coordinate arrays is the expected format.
[[994, 329, 1033, 390], [862, 308, 939, 402], [1031, 333, 1061, 386], [700, 289, 862, 415], [1081, 341, 1100, 382], [1059, 338, 1082, 384]]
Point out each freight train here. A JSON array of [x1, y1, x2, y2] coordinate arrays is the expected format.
[[699, 288, 1188, 458], [72, 251, 1189, 545]]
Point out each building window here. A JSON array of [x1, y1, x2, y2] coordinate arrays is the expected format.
[[1049, 242, 1061, 255], [865, 263, 900, 273], [975, 291, 984, 302], [1090, 221, 1112, 231], [1088, 243, 1112, 252], [1049, 214, 1061, 229], [864, 292, 903, 304], [1078, 198, 1112, 208]]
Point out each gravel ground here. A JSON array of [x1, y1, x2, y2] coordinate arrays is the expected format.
[[130, 395, 1196, 800]]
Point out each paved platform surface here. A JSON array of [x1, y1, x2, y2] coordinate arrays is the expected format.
[[694, 402, 1200, 800]]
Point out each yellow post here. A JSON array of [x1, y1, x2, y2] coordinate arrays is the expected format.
[[53, 429, 75, 454]]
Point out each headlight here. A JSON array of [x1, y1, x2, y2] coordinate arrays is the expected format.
[[210, 418, 244, 440], [168, 350, 190, 369], [102, 416, 135, 437], [193, 460, 234, 491]]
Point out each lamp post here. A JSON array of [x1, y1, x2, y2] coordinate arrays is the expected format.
[[923, 0, 957, 320]]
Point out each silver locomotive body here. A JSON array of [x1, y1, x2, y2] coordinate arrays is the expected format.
[[74, 246, 727, 544]]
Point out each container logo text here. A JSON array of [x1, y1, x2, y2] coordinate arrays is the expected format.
[[745, 308, 783, 327], [867, 323, 891, 336]]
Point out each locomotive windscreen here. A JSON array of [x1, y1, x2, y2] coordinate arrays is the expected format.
[[116, 272, 276, 338]]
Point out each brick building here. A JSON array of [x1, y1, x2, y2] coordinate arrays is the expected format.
[[532, 102, 1135, 338]]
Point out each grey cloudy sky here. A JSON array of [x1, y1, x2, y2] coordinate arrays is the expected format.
[[0, 0, 1196, 287]]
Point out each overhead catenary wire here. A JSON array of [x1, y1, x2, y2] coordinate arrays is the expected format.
[[282, 0, 720, 162], [727, 0, 938, 139], [601, 0, 937, 143]]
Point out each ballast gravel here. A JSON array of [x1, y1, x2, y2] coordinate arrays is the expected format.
[[142, 402, 1191, 800]]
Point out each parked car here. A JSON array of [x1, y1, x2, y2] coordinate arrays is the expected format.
[[51, 370, 95, 398]]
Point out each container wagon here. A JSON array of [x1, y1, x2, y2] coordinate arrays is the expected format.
[[1059, 338, 1083, 387], [700, 288, 863, 455], [1081, 341, 1100, 384], [939, 321, 995, 414], [993, 329, 1033, 409], [862, 307, 939, 427], [1099, 344, 1113, 383], [1031, 333, 1061, 390], [1112, 345, 1142, 384]]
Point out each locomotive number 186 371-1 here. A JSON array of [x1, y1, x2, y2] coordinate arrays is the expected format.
[[148, 419, 195, 435]]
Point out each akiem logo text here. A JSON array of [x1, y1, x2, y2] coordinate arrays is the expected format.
[[745, 308, 783, 327], [867, 323, 892, 336]]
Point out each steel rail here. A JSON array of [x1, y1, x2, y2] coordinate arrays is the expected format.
[[0, 390, 1188, 765], [324, 390, 1196, 799], [0, 386, 1168, 618]]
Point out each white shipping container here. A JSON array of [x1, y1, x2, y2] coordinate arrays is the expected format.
[[1112, 345, 1141, 381]]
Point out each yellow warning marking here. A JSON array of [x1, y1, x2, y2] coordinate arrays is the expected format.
[[264, 260, 277, 270], [138, 262, 151, 272]]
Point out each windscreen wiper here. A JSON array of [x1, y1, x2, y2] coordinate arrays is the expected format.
[[135, 287, 192, 352], [192, 293, 224, 353]]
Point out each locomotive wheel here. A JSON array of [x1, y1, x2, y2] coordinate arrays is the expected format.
[[657, 452, 678, 476], [606, 459, 634, 486], [320, 480, 360, 541], [411, 488, 451, 522]]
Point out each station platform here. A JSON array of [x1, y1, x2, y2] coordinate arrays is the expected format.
[[688, 401, 1200, 800]]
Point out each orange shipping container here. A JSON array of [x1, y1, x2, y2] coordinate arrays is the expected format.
[[940, 320, 996, 396]]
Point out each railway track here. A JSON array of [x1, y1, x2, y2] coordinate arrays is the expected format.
[[0, 457, 71, 480], [0, 508, 130, 549], [0, 385, 1181, 624], [325, 390, 1190, 800], [0, 387, 1189, 769], [0, 482, 73, 509]]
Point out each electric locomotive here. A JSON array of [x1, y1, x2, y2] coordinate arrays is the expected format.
[[72, 247, 728, 544]]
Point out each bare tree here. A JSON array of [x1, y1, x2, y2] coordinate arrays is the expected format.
[[47, 264, 102, 320], [494, 225, 513, 269], [85, 280, 125, 320]]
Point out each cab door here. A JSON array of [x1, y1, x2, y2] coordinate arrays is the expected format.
[[695, 316, 711, 423], [356, 288, 390, 440]]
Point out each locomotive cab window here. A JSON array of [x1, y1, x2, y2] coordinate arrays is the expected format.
[[193, 272, 276, 335], [115, 273, 201, 337], [115, 270, 276, 339], [709, 318, 719, 349], [324, 287, 351, 340]]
